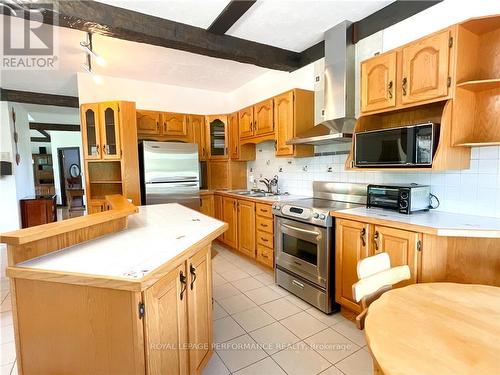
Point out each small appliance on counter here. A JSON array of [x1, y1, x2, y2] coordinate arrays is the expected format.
[[367, 183, 433, 214], [139, 141, 200, 210], [355, 122, 440, 168]]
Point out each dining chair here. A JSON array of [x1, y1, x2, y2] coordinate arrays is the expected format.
[[352, 252, 411, 329]]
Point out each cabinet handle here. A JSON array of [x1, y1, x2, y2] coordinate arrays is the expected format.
[[202, 147, 205, 157], [156, 121, 159, 131], [96, 144, 100, 155], [261, 237, 268, 242], [360, 228, 366, 247], [179, 271, 187, 300], [260, 223, 268, 228], [189, 264, 197, 290], [262, 253, 269, 259], [402, 77, 407, 96], [102, 144, 107, 154], [374, 231, 380, 252], [388, 80, 393, 99], [260, 209, 267, 213]]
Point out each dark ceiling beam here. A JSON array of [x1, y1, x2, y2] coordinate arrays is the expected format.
[[31, 130, 51, 143], [31, 137, 51, 143], [352, 0, 443, 43], [207, 0, 256, 35], [5, 0, 300, 72], [297, 0, 442, 65], [1, 88, 79, 108], [30, 123, 80, 132]]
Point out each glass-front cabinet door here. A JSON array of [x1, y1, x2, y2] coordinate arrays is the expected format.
[[80, 103, 101, 159], [99, 102, 121, 160], [206, 115, 228, 159]]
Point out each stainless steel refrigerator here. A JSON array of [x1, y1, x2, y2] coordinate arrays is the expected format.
[[139, 141, 200, 210]]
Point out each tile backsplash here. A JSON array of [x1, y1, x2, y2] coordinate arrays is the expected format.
[[247, 142, 500, 218]]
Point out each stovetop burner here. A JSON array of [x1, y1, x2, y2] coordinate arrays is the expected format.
[[285, 198, 362, 211]]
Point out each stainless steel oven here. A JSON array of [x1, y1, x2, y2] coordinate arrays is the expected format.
[[275, 216, 330, 288], [272, 182, 368, 314]]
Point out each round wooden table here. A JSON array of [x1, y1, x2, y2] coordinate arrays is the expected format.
[[365, 283, 500, 375]]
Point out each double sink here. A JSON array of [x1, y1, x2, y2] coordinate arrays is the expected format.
[[231, 190, 285, 198]]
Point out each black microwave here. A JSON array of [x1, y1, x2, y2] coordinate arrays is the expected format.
[[354, 122, 440, 167]]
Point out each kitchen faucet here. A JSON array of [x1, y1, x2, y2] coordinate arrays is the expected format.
[[259, 175, 279, 194]]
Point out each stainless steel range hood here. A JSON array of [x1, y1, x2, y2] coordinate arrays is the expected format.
[[288, 21, 355, 145]]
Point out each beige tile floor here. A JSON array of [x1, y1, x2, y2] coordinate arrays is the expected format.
[[206, 243, 373, 375], [0, 243, 373, 375]]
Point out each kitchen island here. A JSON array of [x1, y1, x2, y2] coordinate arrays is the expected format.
[[1, 195, 227, 375]]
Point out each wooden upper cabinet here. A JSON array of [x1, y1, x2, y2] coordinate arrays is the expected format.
[[274, 89, 314, 158], [143, 263, 189, 375], [222, 197, 238, 249], [81, 102, 122, 160], [373, 225, 419, 286], [206, 115, 229, 160], [361, 52, 397, 113], [401, 30, 451, 104], [254, 99, 274, 135], [187, 246, 212, 374], [228, 112, 240, 160], [80, 103, 101, 160], [275, 91, 294, 156], [136, 110, 161, 135], [238, 200, 256, 258], [163, 113, 188, 137], [239, 106, 254, 139], [189, 114, 207, 160], [335, 219, 370, 313]]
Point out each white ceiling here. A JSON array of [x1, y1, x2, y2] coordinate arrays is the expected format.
[[227, 0, 394, 52], [1, 1, 395, 96], [0, 15, 269, 96], [96, 0, 231, 29]]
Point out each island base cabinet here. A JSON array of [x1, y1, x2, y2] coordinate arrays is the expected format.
[[143, 263, 189, 375], [11, 246, 213, 375], [144, 245, 213, 375], [12, 278, 146, 375]]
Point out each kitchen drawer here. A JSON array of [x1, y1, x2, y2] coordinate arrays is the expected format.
[[256, 244, 273, 268], [256, 216, 273, 234], [257, 230, 273, 248], [256, 203, 273, 218]]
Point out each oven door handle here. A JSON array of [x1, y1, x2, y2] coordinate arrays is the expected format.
[[281, 223, 321, 238]]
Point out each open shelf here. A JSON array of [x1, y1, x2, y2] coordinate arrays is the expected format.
[[456, 79, 500, 92], [452, 17, 500, 148], [90, 180, 123, 184]]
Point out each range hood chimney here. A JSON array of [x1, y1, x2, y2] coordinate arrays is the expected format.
[[288, 21, 356, 145]]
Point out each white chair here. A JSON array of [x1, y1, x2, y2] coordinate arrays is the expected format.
[[352, 252, 411, 329]]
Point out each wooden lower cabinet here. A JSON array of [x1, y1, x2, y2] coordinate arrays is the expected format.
[[216, 195, 274, 268], [144, 245, 212, 375], [200, 194, 214, 217], [335, 218, 421, 313], [144, 263, 189, 374], [187, 246, 213, 374], [335, 219, 371, 313], [238, 200, 256, 258], [222, 197, 238, 249], [373, 225, 419, 286], [20, 196, 56, 228], [214, 195, 223, 241]]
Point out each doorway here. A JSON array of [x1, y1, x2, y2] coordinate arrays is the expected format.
[[57, 147, 82, 207]]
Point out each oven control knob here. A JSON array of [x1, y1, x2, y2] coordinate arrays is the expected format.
[[273, 205, 281, 210], [401, 192, 409, 200], [319, 214, 326, 220], [400, 200, 408, 209], [313, 213, 319, 219]]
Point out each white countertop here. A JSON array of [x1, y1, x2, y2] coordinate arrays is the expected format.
[[335, 207, 500, 237], [223, 190, 309, 203], [18, 203, 225, 279]]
